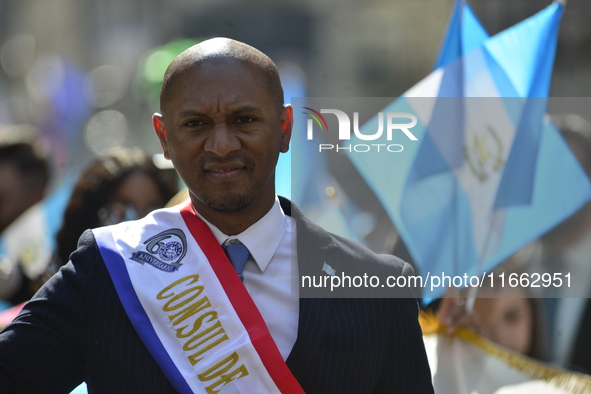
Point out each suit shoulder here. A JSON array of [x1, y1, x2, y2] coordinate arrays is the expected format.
[[67, 229, 104, 271], [325, 229, 412, 275], [286, 198, 410, 268]]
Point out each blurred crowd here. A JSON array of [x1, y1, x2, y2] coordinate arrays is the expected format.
[[0, 135, 178, 309], [1, 111, 591, 384]]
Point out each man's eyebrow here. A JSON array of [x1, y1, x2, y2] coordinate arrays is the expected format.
[[229, 106, 265, 117], [177, 109, 208, 119], [176, 106, 265, 119]]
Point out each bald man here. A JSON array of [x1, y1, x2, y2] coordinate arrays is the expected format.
[[0, 38, 433, 393]]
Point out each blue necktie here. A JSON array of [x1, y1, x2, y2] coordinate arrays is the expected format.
[[222, 240, 250, 282]]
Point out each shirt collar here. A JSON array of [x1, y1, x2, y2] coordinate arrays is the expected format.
[[195, 196, 286, 272]]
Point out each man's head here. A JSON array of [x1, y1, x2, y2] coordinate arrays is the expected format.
[[159, 38, 285, 116], [153, 38, 292, 232]]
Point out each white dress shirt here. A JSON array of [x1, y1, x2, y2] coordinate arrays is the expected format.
[[196, 196, 299, 360]]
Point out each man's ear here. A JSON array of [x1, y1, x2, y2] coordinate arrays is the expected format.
[[279, 104, 293, 153], [153, 113, 170, 160]]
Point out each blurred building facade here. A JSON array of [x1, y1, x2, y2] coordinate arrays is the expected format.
[[0, 0, 590, 223]]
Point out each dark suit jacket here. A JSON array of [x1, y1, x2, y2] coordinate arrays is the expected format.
[[0, 199, 433, 393]]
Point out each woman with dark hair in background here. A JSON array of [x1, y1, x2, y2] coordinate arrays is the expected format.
[[54, 148, 178, 269]]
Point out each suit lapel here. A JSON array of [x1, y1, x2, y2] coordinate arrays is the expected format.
[[279, 197, 336, 372]]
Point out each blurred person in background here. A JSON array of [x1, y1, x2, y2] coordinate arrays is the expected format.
[[436, 248, 549, 361], [534, 114, 591, 373], [471, 285, 547, 361], [0, 133, 49, 234], [0, 128, 50, 305], [53, 147, 178, 270]]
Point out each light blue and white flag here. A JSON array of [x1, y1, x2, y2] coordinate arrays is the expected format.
[[348, 2, 591, 298], [433, 0, 488, 71], [291, 101, 368, 244], [279, 64, 368, 243]]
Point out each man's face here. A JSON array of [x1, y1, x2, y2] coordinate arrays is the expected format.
[[153, 60, 292, 216]]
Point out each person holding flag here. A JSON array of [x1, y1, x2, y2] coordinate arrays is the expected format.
[[345, 0, 591, 392]]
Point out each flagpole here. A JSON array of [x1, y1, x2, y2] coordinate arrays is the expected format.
[[465, 210, 500, 313]]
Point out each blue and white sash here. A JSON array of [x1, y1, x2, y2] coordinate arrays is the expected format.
[[93, 202, 303, 394]]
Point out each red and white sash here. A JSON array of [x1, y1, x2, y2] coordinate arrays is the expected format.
[[93, 201, 304, 394]]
